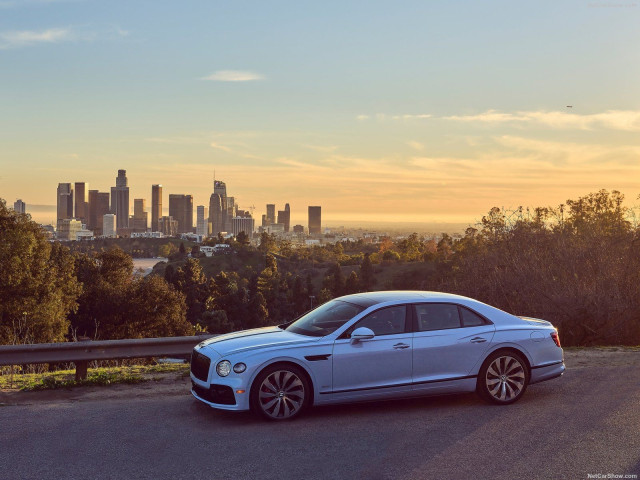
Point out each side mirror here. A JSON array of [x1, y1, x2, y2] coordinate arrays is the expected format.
[[350, 327, 375, 343]]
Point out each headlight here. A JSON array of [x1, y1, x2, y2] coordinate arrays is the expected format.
[[216, 360, 231, 377], [233, 363, 247, 374]]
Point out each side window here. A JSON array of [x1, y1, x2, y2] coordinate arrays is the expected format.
[[414, 304, 461, 332], [460, 307, 487, 327], [352, 306, 408, 336]]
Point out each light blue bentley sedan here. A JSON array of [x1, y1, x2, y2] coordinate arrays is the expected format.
[[190, 291, 564, 420]]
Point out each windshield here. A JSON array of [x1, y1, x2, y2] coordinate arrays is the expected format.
[[285, 300, 364, 337]]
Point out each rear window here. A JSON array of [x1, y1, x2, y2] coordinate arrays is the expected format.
[[415, 304, 460, 331], [460, 307, 487, 327]]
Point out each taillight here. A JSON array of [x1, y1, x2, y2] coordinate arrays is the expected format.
[[550, 331, 561, 347]]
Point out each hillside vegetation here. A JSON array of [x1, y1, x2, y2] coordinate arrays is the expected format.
[[1, 189, 639, 346]]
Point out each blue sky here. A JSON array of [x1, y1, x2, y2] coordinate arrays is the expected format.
[[1, 0, 640, 225]]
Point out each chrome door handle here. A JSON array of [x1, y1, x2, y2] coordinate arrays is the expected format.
[[470, 337, 487, 343], [393, 343, 410, 349]]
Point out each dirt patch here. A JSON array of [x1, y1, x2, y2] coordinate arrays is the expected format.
[[563, 346, 640, 369]]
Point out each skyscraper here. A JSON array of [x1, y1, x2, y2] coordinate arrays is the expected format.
[[308, 206, 321, 234], [277, 203, 291, 232], [103, 214, 117, 238], [74, 182, 88, 224], [133, 199, 148, 232], [196, 205, 210, 237], [88, 190, 110, 234], [110, 170, 129, 231], [209, 193, 225, 235], [151, 184, 162, 232], [168, 194, 193, 233], [266, 204, 275, 225], [57, 183, 73, 222], [13, 199, 25, 214]]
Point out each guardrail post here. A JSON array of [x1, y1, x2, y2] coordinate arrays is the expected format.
[[74, 337, 91, 381]]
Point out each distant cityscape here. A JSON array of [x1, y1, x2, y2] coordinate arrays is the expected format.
[[12, 169, 326, 244]]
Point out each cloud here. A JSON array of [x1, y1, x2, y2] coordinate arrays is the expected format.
[[356, 113, 432, 121], [444, 109, 640, 131], [201, 70, 265, 82], [407, 141, 424, 151], [0, 27, 72, 49], [210, 142, 232, 153]]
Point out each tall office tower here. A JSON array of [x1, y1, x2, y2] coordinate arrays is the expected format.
[[103, 214, 117, 238], [13, 199, 26, 214], [261, 214, 267, 227], [88, 191, 110, 234], [151, 184, 162, 232], [231, 216, 255, 238], [277, 204, 291, 233], [56, 183, 74, 222], [133, 199, 148, 232], [209, 193, 225, 235], [168, 194, 194, 233], [110, 169, 130, 231], [284, 203, 290, 232], [308, 206, 322, 234], [74, 182, 88, 223], [196, 205, 210, 237], [266, 204, 275, 225]]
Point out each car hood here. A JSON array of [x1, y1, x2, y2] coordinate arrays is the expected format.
[[198, 326, 319, 357]]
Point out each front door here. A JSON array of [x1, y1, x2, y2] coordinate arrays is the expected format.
[[332, 305, 412, 394]]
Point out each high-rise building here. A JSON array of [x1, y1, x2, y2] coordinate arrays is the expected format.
[[209, 194, 225, 235], [293, 224, 305, 234], [266, 204, 276, 225], [151, 184, 162, 232], [110, 170, 129, 231], [196, 205, 210, 237], [88, 190, 110, 234], [158, 216, 178, 236], [168, 194, 193, 233], [133, 199, 148, 232], [308, 206, 321, 234], [56, 183, 73, 222], [74, 182, 88, 223], [13, 199, 26, 214], [277, 204, 291, 233], [232, 216, 255, 238], [103, 214, 117, 238]]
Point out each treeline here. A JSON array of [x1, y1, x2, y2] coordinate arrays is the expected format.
[[2, 190, 640, 346]]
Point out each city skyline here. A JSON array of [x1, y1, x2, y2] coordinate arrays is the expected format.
[[1, 2, 639, 226]]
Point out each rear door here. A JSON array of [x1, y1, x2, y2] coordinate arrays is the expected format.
[[411, 303, 495, 388]]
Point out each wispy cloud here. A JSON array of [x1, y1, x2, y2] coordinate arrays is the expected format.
[[0, 27, 72, 49], [444, 109, 640, 131], [210, 142, 232, 152], [201, 70, 265, 82], [357, 113, 432, 121], [407, 141, 424, 151]]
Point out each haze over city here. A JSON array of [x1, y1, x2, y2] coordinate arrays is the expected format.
[[1, 0, 640, 228]]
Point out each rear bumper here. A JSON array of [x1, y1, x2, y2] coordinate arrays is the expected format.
[[530, 360, 565, 384]]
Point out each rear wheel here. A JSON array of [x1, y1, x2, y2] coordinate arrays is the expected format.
[[477, 351, 529, 404], [250, 364, 309, 421]]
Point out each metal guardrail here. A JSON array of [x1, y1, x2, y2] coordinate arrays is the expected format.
[[0, 335, 217, 380]]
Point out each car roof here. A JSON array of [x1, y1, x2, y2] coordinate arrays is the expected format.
[[338, 291, 473, 308]]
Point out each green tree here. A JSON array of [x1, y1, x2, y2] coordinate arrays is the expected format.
[[0, 200, 81, 344], [236, 231, 250, 246], [344, 271, 360, 294], [359, 253, 375, 291]]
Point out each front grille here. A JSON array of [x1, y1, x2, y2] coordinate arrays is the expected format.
[[190, 349, 211, 382], [192, 381, 236, 405]]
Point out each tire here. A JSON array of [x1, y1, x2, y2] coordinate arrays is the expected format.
[[477, 350, 529, 405], [250, 364, 310, 421]]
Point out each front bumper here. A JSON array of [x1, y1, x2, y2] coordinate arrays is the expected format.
[[190, 374, 251, 411]]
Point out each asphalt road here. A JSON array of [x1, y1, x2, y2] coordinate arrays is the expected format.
[[1, 352, 639, 480]]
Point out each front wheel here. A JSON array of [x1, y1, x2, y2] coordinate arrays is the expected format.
[[250, 364, 310, 421], [477, 351, 529, 405]]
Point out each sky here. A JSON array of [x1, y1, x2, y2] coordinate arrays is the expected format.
[[1, 0, 639, 227]]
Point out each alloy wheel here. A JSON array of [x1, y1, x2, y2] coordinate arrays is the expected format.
[[485, 355, 526, 402], [258, 370, 305, 419]]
